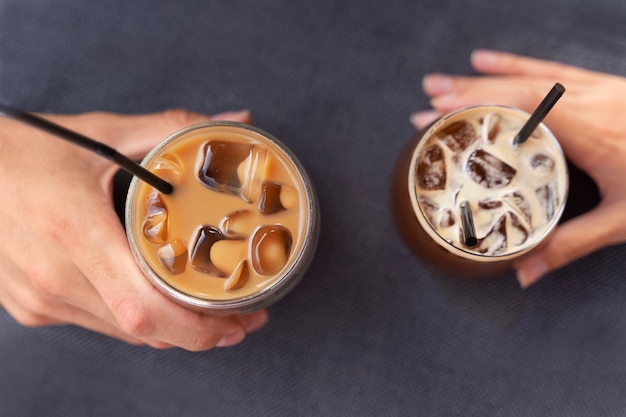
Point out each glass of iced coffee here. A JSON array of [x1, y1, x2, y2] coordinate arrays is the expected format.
[[392, 105, 568, 278], [125, 121, 319, 314]]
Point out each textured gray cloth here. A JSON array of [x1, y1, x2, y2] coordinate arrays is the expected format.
[[1, 0, 625, 416]]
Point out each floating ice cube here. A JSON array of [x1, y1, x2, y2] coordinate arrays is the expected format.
[[142, 191, 169, 243], [157, 239, 187, 274], [417, 144, 447, 191], [477, 198, 503, 210], [439, 208, 455, 228], [196, 140, 253, 196], [418, 196, 440, 226], [152, 153, 183, 181], [218, 210, 256, 239], [482, 112, 502, 144], [536, 184, 556, 221], [437, 119, 477, 152], [508, 213, 529, 247], [188, 225, 227, 276], [529, 153, 555, 172], [209, 239, 247, 277], [466, 149, 516, 189], [238, 146, 267, 202], [250, 225, 292, 276], [259, 182, 285, 215], [475, 215, 507, 255], [503, 191, 532, 225], [279, 184, 298, 210], [223, 260, 250, 291]]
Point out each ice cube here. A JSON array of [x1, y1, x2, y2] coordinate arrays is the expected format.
[[437, 119, 477, 152], [418, 196, 440, 226], [209, 239, 247, 277], [466, 149, 516, 189], [528, 153, 556, 180], [417, 144, 447, 191], [152, 153, 183, 181], [196, 140, 253, 196], [475, 215, 507, 255], [218, 210, 257, 239], [237, 146, 267, 203], [279, 184, 298, 210], [536, 184, 556, 221], [142, 191, 169, 243], [503, 191, 532, 225], [482, 112, 502, 144], [250, 225, 292, 275], [223, 260, 250, 291], [259, 182, 285, 215], [157, 239, 187, 274], [188, 225, 227, 276], [439, 208, 455, 228], [508, 213, 529, 247], [477, 198, 503, 210]]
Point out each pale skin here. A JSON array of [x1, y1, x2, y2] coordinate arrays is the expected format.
[[411, 49, 626, 288], [0, 108, 269, 351]]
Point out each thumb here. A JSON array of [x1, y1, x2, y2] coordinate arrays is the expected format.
[[515, 203, 619, 288]]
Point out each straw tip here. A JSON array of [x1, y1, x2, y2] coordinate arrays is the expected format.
[[160, 182, 174, 195], [465, 237, 478, 247]]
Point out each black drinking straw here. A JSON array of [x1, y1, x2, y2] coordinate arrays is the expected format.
[[0, 103, 173, 194], [460, 200, 478, 248], [513, 83, 565, 145]]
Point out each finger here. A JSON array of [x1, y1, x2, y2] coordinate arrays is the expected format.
[[0, 283, 147, 346], [104, 109, 252, 157], [236, 309, 270, 334], [423, 77, 612, 172], [427, 76, 557, 113], [0, 245, 151, 346], [46, 109, 252, 161], [515, 203, 624, 288], [409, 110, 441, 130], [469, 49, 598, 82], [70, 209, 247, 351]]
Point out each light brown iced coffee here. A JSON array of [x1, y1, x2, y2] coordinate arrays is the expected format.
[[126, 122, 319, 313], [392, 105, 568, 277]]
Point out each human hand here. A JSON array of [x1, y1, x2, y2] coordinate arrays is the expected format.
[[410, 49, 626, 288], [0, 108, 269, 350]]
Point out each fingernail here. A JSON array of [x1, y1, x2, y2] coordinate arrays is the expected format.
[[216, 329, 246, 347], [422, 73, 452, 94], [471, 49, 499, 66], [212, 109, 251, 121], [430, 93, 457, 108], [516, 258, 548, 289], [409, 110, 439, 129], [244, 311, 269, 333]]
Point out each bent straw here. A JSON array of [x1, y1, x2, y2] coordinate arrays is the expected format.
[[513, 83, 565, 145], [460, 200, 478, 248], [0, 103, 173, 194]]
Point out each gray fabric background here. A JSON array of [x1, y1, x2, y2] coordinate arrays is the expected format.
[[1, 0, 625, 416]]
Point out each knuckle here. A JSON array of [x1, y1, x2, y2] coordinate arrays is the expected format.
[[161, 108, 198, 129], [12, 307, 54, 328], [113, 297, 155, 338], [184, 333, 219, 352], [25, 265, 64, 298]]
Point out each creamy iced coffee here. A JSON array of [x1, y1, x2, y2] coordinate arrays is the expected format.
[[392, 105, 568, 277], [126, 122, 319, 313]]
